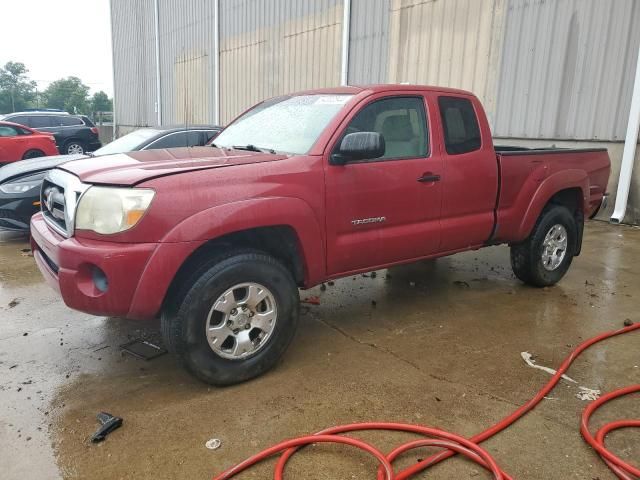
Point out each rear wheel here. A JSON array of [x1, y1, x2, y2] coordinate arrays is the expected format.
[[161, 249, 299, 385], [64, 140, 85, 155], [22, 149, 45, 160], [510, 205, 578, 287]]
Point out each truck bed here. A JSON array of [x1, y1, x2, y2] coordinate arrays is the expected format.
[[492, 146, 610, 243]]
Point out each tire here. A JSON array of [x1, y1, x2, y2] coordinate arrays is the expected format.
[[161, 249, 299, 386], [22, 149, 45, 160], [64, 140, 85, 155], [510, 205, 578, 287]]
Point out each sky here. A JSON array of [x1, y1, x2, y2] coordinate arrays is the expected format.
[[0, 0, 113, 97]]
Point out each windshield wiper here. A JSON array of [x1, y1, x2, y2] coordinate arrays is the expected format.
[[231, 144, 276, 154]]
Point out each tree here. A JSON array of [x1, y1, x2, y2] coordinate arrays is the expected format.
[[90, 91, 112, 112], [44, 77, 90, 114], [0, 62, 37, 113]]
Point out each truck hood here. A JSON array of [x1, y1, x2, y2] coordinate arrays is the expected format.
[[57, 147, 289, 186]]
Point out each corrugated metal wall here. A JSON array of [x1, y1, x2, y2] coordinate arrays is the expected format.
[[385, 0, 506, 117], [111, 0, 640, 142], [493, 0, 640, 140], [348, 0, 390, 85], [157, 0, 217, 126], [218, 0, 343, 124], [110, 0, 158, 130]]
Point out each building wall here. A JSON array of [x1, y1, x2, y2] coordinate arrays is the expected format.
[[347, 0, 390, 85], [110, 0, 640, 223], [219, 0, 343, 123], [384, 0, 506, 121], [493, 0, 640, 140], [157, 0, 217, 126], [110, 0, 158, 131]]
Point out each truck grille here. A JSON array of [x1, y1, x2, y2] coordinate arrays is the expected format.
[[40, 169, 89, 237], [41, 179, 67, 233]]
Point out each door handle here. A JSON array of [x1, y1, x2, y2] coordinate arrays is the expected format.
[[417, 173, 441, 183]]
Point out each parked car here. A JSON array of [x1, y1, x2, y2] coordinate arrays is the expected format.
[[0, 112, 101, 155], [30, 85, 610, 385], [0, 121, 59, 164], [0, 125, 221, 232]]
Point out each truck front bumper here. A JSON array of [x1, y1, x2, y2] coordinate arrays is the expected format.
[[30, 213, 159, 318], [30, 213, 205, 319]]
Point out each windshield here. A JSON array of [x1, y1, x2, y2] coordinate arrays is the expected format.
[[94, 128, 163, 156], [213, 94, 353, 154]]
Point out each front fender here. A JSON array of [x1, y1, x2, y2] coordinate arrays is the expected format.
[[515, 170, 588, 241], [162, 196, 325, 282], [127, 197, 325, 319]]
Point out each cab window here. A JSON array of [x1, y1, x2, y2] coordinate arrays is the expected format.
[[0, 125, 20, 137], [438, 96, 481, 155], [147, 131, 201, 149], [338, 96, 428, 161], [59, 116, 84, 127], [30, 116, 54, 128], [8, 115, 30, 126]]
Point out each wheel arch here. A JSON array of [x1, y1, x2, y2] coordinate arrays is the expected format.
[[127, 197, 325, 320], [163, 224, 308, 312], [516, 170, 588, 244]]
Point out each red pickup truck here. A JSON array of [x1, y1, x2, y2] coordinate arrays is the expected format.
[[30, 85, 610, 385]]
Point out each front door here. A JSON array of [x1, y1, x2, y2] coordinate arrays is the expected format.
[[0, 124, 22, 162], [324, 94, 442, 275]]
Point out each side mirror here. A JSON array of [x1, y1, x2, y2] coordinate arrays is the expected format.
[[330, 132, 385, 165]]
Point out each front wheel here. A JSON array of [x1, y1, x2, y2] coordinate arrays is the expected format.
[[510, 205, 578, 287], [161, 250, 299, 385]]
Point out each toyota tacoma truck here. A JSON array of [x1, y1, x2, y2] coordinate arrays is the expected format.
[[30, 85, 610, 385]]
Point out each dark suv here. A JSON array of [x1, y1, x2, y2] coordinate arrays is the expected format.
[[0, 112, 101, 155]]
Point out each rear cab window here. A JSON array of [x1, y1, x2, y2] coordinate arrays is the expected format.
[[438, 96, 481, 155]]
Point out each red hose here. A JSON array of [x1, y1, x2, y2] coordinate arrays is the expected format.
[[212, 323, 640, 479]]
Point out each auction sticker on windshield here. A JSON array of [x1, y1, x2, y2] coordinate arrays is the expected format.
[[313, 95, 351, 105]]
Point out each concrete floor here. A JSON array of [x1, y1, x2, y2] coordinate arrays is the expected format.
[[0, 221, 638, 479]]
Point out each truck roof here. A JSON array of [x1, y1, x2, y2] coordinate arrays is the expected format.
[[293, 84, 475, 97]]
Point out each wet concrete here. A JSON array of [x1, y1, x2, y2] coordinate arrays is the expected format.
[[0, 221, 638, 479]]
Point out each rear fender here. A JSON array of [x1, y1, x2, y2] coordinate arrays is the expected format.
[[515, 170, 588, 242]]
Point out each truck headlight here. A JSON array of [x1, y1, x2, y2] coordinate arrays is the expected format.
[[75, 187, 155, 234]]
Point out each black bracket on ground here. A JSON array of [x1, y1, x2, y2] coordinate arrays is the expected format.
[[90, 412, 123, 443]]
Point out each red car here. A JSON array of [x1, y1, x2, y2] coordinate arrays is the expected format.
[[0, 121, 59, 164], [30, 85, 610, 385]]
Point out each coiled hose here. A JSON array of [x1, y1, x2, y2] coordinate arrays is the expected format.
[[213, 322, 639, 479]]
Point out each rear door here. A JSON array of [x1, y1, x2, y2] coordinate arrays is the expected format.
[[434, 94, 498, 249], [30, 115, 56, 132], [324, 93, 443, 274]]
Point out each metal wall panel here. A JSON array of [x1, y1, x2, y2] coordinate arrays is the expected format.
[[348, 0, 390, 85], [385, 0, 506, 118], [157, 0, 217, 126], [110, 0, 158, 129], [493, 0, 640, 140], [219, 0, 343, 124]]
